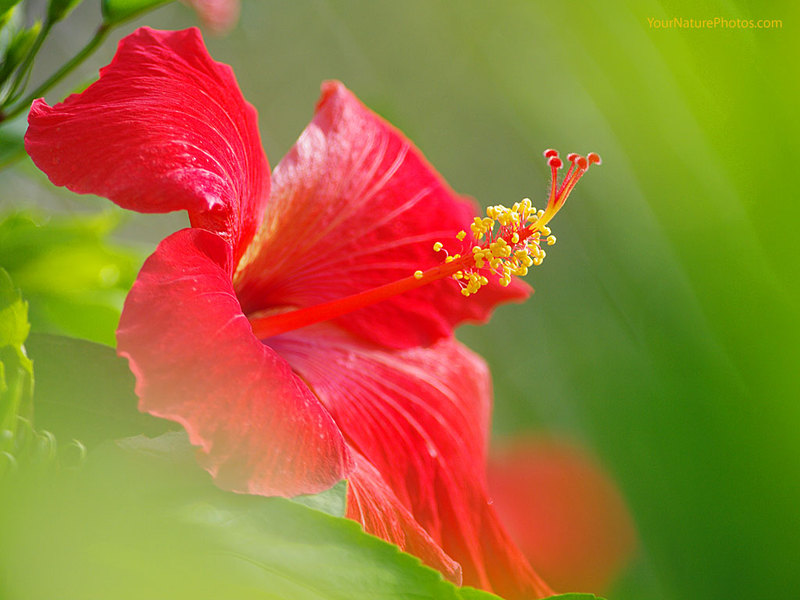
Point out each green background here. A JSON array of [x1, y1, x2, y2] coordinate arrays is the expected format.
[[2, 1, 798, 599]]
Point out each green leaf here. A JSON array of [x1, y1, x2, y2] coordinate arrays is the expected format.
[[291, 479, 347, 518], [0, 431, 497, 600], [24, 333, 171, 447], [0, 211, 142, 345], [47, 0, 83, 23], [0, 0, 23, 13], [0, 0, 23, 27], [0, 21, 40, 86], [457, 587, 505, 600], [543, 595, 606, 600], [0, 121, 25, 167], [101, 0, 171, 26], [0, 268, 28, 351], [0, 268, 32, 454]]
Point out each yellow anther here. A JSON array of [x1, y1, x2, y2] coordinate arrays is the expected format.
[[420, 151, 597, 300]]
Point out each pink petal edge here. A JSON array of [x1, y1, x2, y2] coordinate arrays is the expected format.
[[117, 228, 352, 497], [25, 27, 268, 262]]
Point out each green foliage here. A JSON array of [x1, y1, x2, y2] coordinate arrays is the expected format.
[[456, 588, 504, 600], [0, 211, 142, 345], [0, 268, 28, 356], [544, 595, 606, 600], [0, 0, 23, 27], [101, 0, 171, 26], [24, 333, 171, 446], [0, 122, 24, 166], [0, 431, 502, 600], [292, 479, 348, 518], [46, 0, 83, 23], [0, 268, 32, 459], [0, 21, 39, 85]]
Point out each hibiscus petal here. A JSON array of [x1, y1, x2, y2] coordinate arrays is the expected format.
[[346, 453, 462, 584], [117, 228, 352, 497], [234, 81, 529, 348], [25, 27, 268, 261], [270, 325, 552, 599]]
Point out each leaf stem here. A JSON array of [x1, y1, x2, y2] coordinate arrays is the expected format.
[[2, 18, 55, 106], [0, 23, 110, 124]]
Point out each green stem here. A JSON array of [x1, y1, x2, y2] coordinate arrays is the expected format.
[[3, 19, 55, 106], [0, 23, 110, 124]]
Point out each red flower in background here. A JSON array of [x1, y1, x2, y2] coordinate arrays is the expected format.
[[489, 438, 637, 593], [26, 27, 598, 599], [184, 0, 240, 35]]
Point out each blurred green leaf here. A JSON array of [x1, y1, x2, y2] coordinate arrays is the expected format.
[[0, 0, 23, 14], [0, 268, 28, 351], [101, 0, 171, 26], [47, 0, 83, 23], [0, 431, 498, 600], [24, 333, 171, 447], [544, 595, 605, 600], [0, 268, 32, 455], [0, 0, 23, 29], [0, 21, 39, 88], [0, 211, 142, 345], [291, 479, 347, 518], [457, 588, 504, 600], [0, 124, 24, 167]]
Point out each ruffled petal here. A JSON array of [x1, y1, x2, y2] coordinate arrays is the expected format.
[[234, 81, 529, 349], [25, 27, 268, 261], [346, 453, 462, 584], [488, 438, 637, 592], [117, 228, 352, 497], [270, 325, 552, 599]]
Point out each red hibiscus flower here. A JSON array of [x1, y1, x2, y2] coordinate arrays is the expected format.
[[25, 27, 598, 599], [489, 437, 637, 593]]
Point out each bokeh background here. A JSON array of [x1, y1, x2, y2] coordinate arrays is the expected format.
[[2, 1, 798, 599]]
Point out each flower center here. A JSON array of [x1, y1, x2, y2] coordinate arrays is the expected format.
[[248, 149, 600, 339]]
